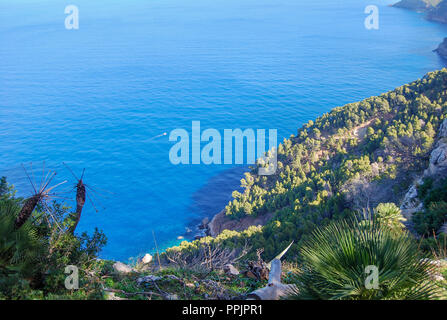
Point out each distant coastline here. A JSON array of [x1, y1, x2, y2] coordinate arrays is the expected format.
[[202, 1, 447, 239], [393, 0, 447, 59], [435, 38, 447, 59]]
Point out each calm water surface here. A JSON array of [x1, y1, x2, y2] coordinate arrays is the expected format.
[[0, 0, 446, 260]]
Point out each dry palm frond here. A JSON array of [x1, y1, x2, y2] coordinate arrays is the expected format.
[[165, 241, 250, 273], [63, 163, 87, 233], [63, 162, 111, 233], [14, 163, 66, 229]]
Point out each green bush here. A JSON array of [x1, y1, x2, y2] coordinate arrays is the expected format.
[[374, 203, 406, 234], [413, 178, 447, 237], [413, 202, 447, 236], [0, 199, 44, 298]]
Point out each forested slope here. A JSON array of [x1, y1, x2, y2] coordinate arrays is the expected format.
[[172, 69, 447, 260]]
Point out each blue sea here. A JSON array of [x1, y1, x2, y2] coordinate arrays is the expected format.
[[1, 0, 446, 261]]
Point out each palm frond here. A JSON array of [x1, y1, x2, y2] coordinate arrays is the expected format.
[[288, 218, 439, 300]]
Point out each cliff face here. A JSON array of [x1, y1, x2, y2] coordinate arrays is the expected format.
[[207, 209, 273, 237], [393, 0, 440, 12], [393, 1, 447, 58], [427, 1, 447, 23], [420, 118, 447, 177], [393, 0, 447, 23], [435, 38, 447, 59], [400, 118, 447, 224]]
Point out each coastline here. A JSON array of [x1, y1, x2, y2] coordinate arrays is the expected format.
[[435, 38, 447, 59], [204, 209, 274, 237], [393, 0, 447, 24], [200, 1, 447, 240]]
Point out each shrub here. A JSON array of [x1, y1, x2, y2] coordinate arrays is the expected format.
[[288, 218, 438, 300], [413, 202, 447, 236], [374, 203, 406, 234], [0, 177, 107, 299], [0, 199, 44, 298]]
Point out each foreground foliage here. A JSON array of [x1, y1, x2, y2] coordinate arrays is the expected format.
[[413, 177, 447, 237], [0, 177, 106, 299], [289, 218, 438, 300]]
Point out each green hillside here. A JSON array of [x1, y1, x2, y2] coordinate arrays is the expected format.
[[195, 69, 447, 259]]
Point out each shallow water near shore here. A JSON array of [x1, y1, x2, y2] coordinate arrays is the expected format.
[[1, 0, 446, 260]]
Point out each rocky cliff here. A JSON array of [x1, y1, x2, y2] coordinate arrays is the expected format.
[[393, 1, 447, 61], [400, 118, 447, 224], [207, 209, 273, 237], [427, 0, 447, 23], [435, 38, 447, 59], [393, 0, 440, 12]]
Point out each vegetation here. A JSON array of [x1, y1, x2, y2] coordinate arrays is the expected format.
[[0, 176, 272, 300], [171, 69, 447, 260], [413, 178, 447, 244], [288, 217, 438, 300], [165, 70, 447, 300], [0, 177, 107, 299], [374, 202, 407, 234]]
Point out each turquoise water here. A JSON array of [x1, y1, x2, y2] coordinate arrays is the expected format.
[[0, 0, 446, 260]]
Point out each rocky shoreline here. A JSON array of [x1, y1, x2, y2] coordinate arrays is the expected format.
[[427, 1, 447, 24], [393, 0, 447, 58], [392, 0, 434, 12], [194, 209, 274, 239], [393, 0, 447, 22], [435, 38, 447, 59], [208, 210, 273, 237]]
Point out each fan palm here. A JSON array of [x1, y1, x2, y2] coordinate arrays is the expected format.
[[0, 199, 44, 279], [288, 218, 438, 300]]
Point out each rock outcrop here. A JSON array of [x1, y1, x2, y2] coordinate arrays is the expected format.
[[393, 0, 437, 12], [393, 0, 447, 24], [141, 253, 153, 264], [434, 38, 447, 59], [400, 119, 447, 219], [439, 116, 447, 137], [427, 0, 447, 23], [400, 181, 424, 219], [424, 141, 447, 176], [424, 119, 447, 177], [112, 262, 134, 274], [136, 275, 162, 285], [207, 210, 273, 237]]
